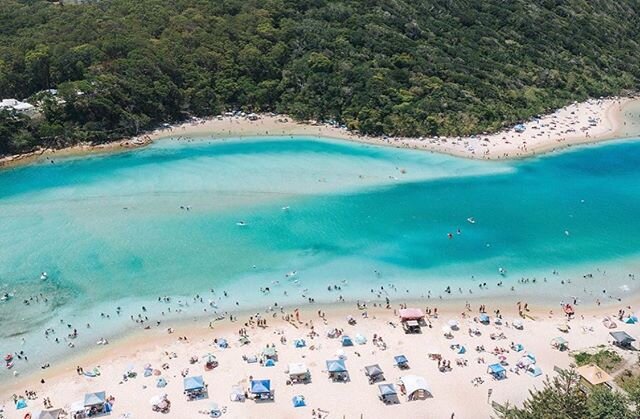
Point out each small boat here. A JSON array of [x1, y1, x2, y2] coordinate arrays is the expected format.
[[236, 221, 247, 227], [467, 217, 476, 224], [281, 206, 290, 211], [40, 272, 48, 281], [0, 292, 11, 302]]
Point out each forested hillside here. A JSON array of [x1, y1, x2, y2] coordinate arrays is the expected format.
[[1, 0, 639, 155]]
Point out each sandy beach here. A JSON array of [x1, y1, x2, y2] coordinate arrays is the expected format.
[[2, 297, 639, 419], [1, 96, 639, 170]]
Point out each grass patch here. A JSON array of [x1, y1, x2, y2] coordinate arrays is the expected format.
[[573, 349, 623, 372]]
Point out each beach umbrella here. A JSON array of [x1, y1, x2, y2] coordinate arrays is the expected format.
[[144, 369, 152, 377], [292, 395, 306, 407], [153, 369, 162, 376]]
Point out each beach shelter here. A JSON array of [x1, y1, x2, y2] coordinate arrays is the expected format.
[[262, 346, 278, 360], [448, 319, 460, 330], [399, 308, 425, 321], [239, 336, 251, 346], [230, 385, 245, 402], [184, 376, 205, 392], [264, 358, 276, 367], [354, 334, 367, 345], [527, 365, 543, 377], [15, 399, 27, 409], [326, 359, 347, 373], [341, 335, 354, 346], [288, 362, 310, 383], [292, 395, 306, 407], [611, 331, 636, 348], [624, 316, 638, 324], [512, 319, 524, 330], [217, 338, 228, 349], [69, 401, 84, 415], [250, 379, 271, 395], [479, 314, 490, 324], [457, 346, 466, 355], [394, 355, 409, 369], [517, 356, 533, 368], [378, 383, 399, 404], [577, 364, 613, 390], [513, 343, 524, 352], [36, 409, 64, 419], [364, 364, 384, 383], [294, 339, 306, 348], [551, 337, 568, 351], [84, 391, 106, 408], [488, 364, 507, 380], [399, 375, 432, 401], [156, 377, 168, 388]]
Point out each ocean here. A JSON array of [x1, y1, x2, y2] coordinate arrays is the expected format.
[[1, 136, 640, 374]]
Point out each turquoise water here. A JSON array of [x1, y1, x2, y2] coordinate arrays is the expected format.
[[1, 136, 640, 373]]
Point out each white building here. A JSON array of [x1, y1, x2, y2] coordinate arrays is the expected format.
[[0, 99, 36, 116]]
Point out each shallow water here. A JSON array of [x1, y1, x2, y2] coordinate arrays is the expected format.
[[1, 136, 640, 373]]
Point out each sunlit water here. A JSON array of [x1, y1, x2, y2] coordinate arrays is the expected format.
[[1, 136, 640, 375]]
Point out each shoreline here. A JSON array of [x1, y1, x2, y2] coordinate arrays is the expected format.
[[1, 96, 639, 171]]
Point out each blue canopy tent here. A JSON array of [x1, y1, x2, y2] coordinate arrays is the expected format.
[[292, 395, 306, 407], [294, 339, 306, 348], [394, 355, 409, 369], [479, 314, 490, 324], [378, 383, 399, 404], [184, 375, 207, 400], [184, 376, 205, 392], [326, 359, 347, 373], [156, 377, 167, 388], [341, 336, 354, 346], [250, 379, 273, 400], [528, 365, 543, 377], [488, 363, 507, 380], [84, 391, 106, 408]]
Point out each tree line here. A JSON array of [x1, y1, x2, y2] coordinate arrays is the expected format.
[[1, 0, 639, 156]]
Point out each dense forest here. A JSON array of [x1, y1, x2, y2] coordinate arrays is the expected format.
[[0, 0, 639, 156]]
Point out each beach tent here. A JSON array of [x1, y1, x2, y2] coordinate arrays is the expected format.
[[513, 343, 524, 352], [184, 376, 205, 392], [448, 319, 460, 330], [457, 346, 466, 355], [36, 409, 64, 419], [479, 314, 490, 324], [488, 364, 507, 380], [326, 359, 347, 373], [156, 377, 168, 388], [514, 124, 526, 133], [517, 356, 533, 368], [551, 337, 568, 351], [526, 353, 537, 363], [264, 358, 276, 367], [69, 401, 84, 415], [288, 362, 310, 380], [399, 375, 432, 401], [292, 395, 306, 407], [378, 383, 399, 404], [399, 308, 425, 321], [624, 316, 638, 324], [217, 338, 228, 349], [611, 331, 636, 348], [294, 339, 306, 348], [15, 399, 27, 409], [527, 365, 543, 377], [512, 319, 524, 329], [239, 336, 251, 345], [364, 364, 384, 382], [394, 355, 409, 369], [250, 379, 271, 395], [230, 386, 245, 402], [245, 355, 258, 364], [341, 336, 354, 347], [354, 334, 367, 345], [84, 391, 106, 408], [262, 346, 278, 360]]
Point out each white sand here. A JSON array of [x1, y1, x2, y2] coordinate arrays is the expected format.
[[2, 301, 638, 419], [2, 96, 639, 170]]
